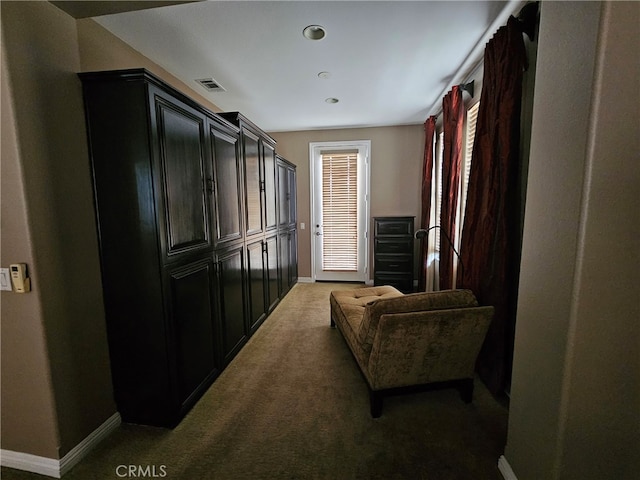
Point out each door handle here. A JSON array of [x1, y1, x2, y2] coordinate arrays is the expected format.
[[315, 232, 323, 236]]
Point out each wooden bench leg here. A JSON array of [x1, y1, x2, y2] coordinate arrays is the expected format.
[[370, 390, 383, 418]]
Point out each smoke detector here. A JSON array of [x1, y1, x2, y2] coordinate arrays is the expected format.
[[195, 78, 226, 92]]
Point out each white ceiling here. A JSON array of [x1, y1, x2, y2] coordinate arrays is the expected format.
[[90, 0, 523, 132]]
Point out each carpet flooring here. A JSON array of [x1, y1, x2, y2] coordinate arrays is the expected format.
[[2, 282, 508, 479]]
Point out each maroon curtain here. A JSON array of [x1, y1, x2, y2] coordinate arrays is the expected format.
[[458, 16, 527, 395], [418, 116, 437, 292], [440, 86, 464, 290]]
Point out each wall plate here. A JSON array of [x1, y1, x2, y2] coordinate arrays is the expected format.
[[0, 268, 12, 291]]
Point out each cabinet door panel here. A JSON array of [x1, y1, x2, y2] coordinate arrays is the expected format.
[[278, 230, 290, 296], [210, 125, 243, 247], [215, 246, 247, 363], [243, 131, 263, 236], [155, 97, 210, 256], [263, 143, 277, 231], [287, 166, 297, 228], [167, 260, 218, 406], [265, 234, 279, 312], [277, 161, 289, 228], [288, 229, 298, 288], [246, 239, 267, 331]]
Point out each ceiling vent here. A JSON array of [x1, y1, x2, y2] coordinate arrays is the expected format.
[[195, 78, 226, 92]]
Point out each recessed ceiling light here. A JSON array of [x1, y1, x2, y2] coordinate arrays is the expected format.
[[325, 97, 339, 104], [303, 25, 326, 41], [318, 71, 331, 79]]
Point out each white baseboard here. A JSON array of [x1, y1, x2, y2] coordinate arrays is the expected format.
[[1, 412, 121, 478], [498, 455, 518, 480], [0, 450, 60, 478], [59, 412, 121, 476]]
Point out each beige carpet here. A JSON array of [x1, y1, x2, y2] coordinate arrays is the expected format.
[[2, 282, 508, 479]]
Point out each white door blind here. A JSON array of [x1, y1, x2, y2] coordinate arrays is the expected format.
[[321, 152, 358, 271]]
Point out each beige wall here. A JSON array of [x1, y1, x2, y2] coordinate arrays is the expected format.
[[271, 125, 424, 279], [1, 1, 117, 457], [0, 0, 224, 461], [561, 3, 640, 476], [505, 2, 640, 479], [1, 38, 61, 459], [76, 17, 221, 113]]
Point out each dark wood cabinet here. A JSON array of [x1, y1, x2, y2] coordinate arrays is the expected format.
[[208, 120, 244, 248], [276, 156, 298, 295], [221, 114, 296, 327], [278, 231, 289, 295], [265, 234, 280, 313], [246, 237, 268, 332], [165, 259, 220, 408], [287, 165, 297, 229], [373, 217, 415, 293], [241, 129, 263, 237], [263, 143, 278, 232], [81, 70, 222, 427], [214, 244, 248, 364], [287, 228, 299, 287], [277, 156, 297, 229], [220, 112, 278, 240], [246, 233, 280, 334], [79, 69, 297, 428], [151, 86, 213, 260]]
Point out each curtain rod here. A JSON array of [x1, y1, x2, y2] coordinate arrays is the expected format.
[[426, 0, 536, 120], [428, 80, 475, 121]]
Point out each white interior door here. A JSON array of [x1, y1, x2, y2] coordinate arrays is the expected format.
[[310, 141, 370, 282]]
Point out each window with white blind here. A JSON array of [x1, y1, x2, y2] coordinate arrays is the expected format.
[[433, 102, 479, 255], [321, 152, 358, 271], [433, 131, 445, 252], [458, 101, 480, 227], [453, 101, 480, 285], [426, 103, 479, 291]]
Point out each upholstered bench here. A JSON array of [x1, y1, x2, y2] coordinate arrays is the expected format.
[[330, 285, 493, 417]]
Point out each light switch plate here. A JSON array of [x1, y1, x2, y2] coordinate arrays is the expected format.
[[0, 268, 12, 291]]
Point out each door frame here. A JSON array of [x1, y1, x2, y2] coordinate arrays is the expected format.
[[309, 140, 371, 283]]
